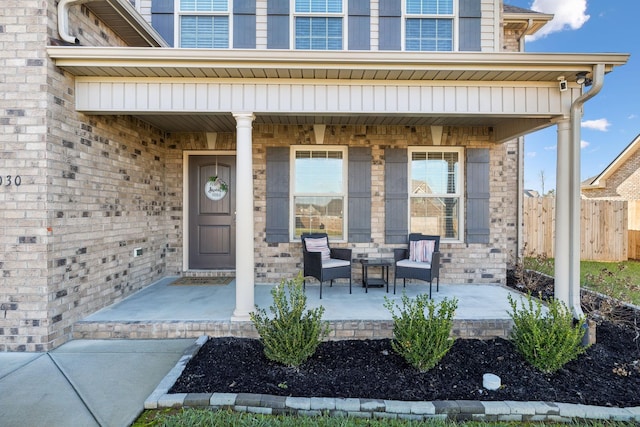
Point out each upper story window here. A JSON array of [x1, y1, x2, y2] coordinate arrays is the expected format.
[[292, 147, 347, 239], [409, 147, 463, 240], [405, 0, 454, 51], [179, 0, 230, 48], [294, 0, 344, 50]]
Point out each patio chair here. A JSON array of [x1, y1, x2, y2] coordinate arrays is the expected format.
[[393, 234, 441, 298], [301, 233, 352, 299]]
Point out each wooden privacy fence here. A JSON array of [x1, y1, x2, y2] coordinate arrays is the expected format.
[[523, 198, 628, 261]]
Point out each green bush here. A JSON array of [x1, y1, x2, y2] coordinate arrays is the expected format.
[[250, 274, 330, 367], [384, 293, 458, 372], [508, 293, 588, 374]]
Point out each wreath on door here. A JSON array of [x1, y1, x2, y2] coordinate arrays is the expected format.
[[205, 175, 228, 201]]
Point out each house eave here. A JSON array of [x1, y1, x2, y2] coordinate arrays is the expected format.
[[46, 48, 629, 82], [59, 0, 167, 47], [503, 12, 554, 36]]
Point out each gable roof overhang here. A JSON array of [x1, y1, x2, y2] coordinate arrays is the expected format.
[[503, 5, 554, 36], [46, 47, 629, 142], [583, 133, 640, 190], [58, 0, 167, 47]]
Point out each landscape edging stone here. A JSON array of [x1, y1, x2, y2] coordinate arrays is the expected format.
[[145, 335, 640, 423]]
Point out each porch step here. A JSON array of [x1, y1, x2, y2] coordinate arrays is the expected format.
[[72, 319, 513, 341]]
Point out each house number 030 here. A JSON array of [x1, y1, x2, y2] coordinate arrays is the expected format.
[[0, 175, 22, 187]]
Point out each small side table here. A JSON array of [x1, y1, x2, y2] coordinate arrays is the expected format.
[[359, 259, 393, 293]]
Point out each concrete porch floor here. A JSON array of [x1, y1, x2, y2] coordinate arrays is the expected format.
[[74, 277, 524, 341]]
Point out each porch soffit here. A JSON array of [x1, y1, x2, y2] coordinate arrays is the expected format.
[[47, 48, 628, 81], [47, 48, 629, 136], [82, 0, 167, 47]]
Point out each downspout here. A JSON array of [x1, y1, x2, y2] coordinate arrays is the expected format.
[[517, 135, 524, 260], [58, 0, 91, 44], [517, 19, 534, 52], [569, 63, 605, 318], [516, 20, 533, 261]]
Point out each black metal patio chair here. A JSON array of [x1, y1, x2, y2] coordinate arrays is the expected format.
[[393, 233, 441, 298], [301, 232, 352, 299]]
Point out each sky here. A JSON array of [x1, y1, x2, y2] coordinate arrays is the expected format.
[[506, 0, 639, 194]]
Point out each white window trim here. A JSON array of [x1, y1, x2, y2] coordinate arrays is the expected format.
[[290, 146, 348, 242], [175, 0, 233, 48], [407, 146, 464, 242], [291, 0, 347, 50], [402, 0, 458, 51]]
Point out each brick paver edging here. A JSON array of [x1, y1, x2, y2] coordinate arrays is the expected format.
[[144, 336, 640, 423]]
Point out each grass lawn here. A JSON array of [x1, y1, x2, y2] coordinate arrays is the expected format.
[[525, 258, 640, 306], [133, 408, 636, 426]]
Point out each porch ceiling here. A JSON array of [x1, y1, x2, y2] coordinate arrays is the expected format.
[[135, 112, 544, 133]]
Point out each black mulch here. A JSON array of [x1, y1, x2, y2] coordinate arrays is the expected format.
[[170, 321, 640, 407]]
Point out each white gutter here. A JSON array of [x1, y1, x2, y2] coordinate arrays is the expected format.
[[58, 0, 90, 44], [569, 63, 605, 318]]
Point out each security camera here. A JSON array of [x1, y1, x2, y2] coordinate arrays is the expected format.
[[558, 76, 568, 92]]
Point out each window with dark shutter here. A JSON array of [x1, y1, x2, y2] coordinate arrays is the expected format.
[[348, 147, 371, 242], [465, 148, 490, 243], [265, 147, 290, 243], [385, 148, 408, 243]]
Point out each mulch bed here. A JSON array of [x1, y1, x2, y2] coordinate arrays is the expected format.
[[169, 270, 640, 407], [170, 323, 640, 408]]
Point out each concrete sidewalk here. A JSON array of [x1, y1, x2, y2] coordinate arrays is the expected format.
[[0, 339, 195, 427]]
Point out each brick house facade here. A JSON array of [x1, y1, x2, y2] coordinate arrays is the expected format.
[[0, 0, 628, 350], [582, 133, 640, 201]]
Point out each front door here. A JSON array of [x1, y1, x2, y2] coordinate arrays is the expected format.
[[188, 155, 236, 269]]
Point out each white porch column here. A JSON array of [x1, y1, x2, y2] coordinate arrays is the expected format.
[[554, 119, 571, 307], [232, 112, 256, 321]]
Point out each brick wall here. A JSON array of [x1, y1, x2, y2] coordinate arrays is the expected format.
[[1, 1, 57, 351], [0, 0, 166, 351]]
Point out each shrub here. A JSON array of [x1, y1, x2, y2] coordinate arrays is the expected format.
[[384, 293, 458, 372], [508, 293, 588, 374], [250, 274, 330, 367]]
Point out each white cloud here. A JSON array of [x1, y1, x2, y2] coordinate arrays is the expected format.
[[581, 140, 590, 149], [628, 114, 638, 120], [527, 0, 590, 40], [544, 145, 556, 151], [527, 151, 537, 157], [581, 118, 610, 131]]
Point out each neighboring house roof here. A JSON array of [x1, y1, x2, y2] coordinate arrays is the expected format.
[[582, 133, 640, 190], [504, 5, 541, 14], [523, 189, 540, 198]]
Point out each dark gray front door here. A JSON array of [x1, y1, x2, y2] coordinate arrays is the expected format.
[[189, 155, 236, 269]]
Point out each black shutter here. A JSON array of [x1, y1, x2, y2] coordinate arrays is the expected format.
[[348, 0, 370, 50], [459, 0, 481, 51], [385, 148, 408, 243], [378, 0, 401, 50], [151, 0, 174, 46], [466, 148, 490, 243], [266, 147, 290, 243], [267, 0, 290, 48], [348, 147, 371, 242], [234, 0, 256, 48]]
